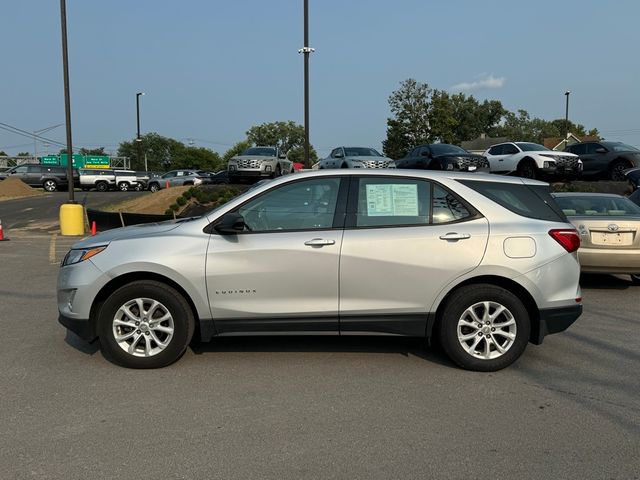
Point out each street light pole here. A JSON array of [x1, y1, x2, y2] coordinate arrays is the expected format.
[[59, 0, 74, 203], [298, 0, 314, 167], [136, 92, 145, 170], [564, 90, 571, 148]]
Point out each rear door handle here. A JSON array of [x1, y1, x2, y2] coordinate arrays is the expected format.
[[304, 238, 336, 247], [439, 233, 471, 241]]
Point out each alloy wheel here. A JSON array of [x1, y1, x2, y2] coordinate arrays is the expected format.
[[456, 301, 517, 360], [112, 298, 175, 357]]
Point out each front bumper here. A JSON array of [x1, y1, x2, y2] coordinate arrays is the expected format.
[[59, 312, 96, 342], [229, 169, 272, 178], [531, 304, 582, 344]]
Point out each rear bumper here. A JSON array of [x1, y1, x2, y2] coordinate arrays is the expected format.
[[532, 304, 582, 344], [578, 248, 640, 273]]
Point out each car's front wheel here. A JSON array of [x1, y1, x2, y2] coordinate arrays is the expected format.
[[43, 179, 58, 192], [148, 183, 160, 192], [516, 160, 537, 179], [98, 281, 195, 369], [95, 181, 109, 192], [609, 160, 629, 181], [438, 284, 530, 371], [118, 182, 130, 191]]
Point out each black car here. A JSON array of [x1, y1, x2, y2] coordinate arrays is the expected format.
[[207, 170, 230, 184], [0, 163, 78, 192], [395, 144, 490, 172], [564, 141, 640, 181]]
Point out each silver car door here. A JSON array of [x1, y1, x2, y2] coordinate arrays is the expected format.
[[339, 176, 489, 334], [206, 176, 347, 333]]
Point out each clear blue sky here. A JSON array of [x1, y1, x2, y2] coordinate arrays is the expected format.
[[2, 0, 639, 158]]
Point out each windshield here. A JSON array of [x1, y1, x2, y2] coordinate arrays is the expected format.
[[430, 144, 467, 155], [604, 142, 640, 152], [241, 147, 277, 157], [344, 147, 382, 157], [516, 142, 549, 152], [554, 195, 640, 216]]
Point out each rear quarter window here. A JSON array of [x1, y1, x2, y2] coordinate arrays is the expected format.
[[458, 180, 567, 222]]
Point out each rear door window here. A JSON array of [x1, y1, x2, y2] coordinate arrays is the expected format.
[[488, 145, 503, 155], [458, 180, 567, 222]]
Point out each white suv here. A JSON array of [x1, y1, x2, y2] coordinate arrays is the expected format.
[[58, 171, 582, 371], [484, 142, 582, 179]]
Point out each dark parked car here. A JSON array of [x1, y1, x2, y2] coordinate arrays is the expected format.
[[394, 144, 490, 172], [0, 163, 78, 192], [626, 168, 640, 207], [207, 170, 230, 184], [564, 141, 640, 181]]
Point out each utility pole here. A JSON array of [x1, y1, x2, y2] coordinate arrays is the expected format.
[[136, 92, 145, 170], [298, 0, 314, 167], [564, 90, 571, 148], [59, 0, 74, 203]]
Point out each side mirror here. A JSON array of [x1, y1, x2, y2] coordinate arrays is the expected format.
[[420, 151, 431, 157], [214, 212, 245, 234], [595, 147, 607, 154], [334, 152, 344, 159]]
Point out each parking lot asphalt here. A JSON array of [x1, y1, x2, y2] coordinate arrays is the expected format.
[[1, 234, 639, 479], [0, 190, 143, 235]]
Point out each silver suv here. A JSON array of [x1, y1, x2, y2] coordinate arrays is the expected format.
[[58, 170, 582, 370]]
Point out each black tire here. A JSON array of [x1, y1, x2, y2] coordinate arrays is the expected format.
[[97, 280, 195, 369], [149, 182, 160, 192], [95, 181, 108, 192], [118, 182, 129, 192], [134, 183, 144, 191], [290, 168, 295, 175], [609, 160, 629, 181], [43, 179, 58, 192], [275, 165, 282, 177], [340, 163, 348, 169], [438, 284, 530, 371], [516, 159, 537, 179], [631, 274, 640, 285]]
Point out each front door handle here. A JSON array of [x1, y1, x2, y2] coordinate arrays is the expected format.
[[439, 232, 471, 241], [304, 238, 336, 247]]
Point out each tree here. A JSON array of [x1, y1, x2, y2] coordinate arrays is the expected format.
[[382, 79, 431, 159], [79, 147, 106, 156], [246, 121, 305, 154], [223, 140, 253, 164], [118, 133, 222, 171], [287, 145, 318, 166], [0, 151, 7, 157]]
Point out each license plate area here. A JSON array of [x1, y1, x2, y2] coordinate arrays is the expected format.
[[590, 231, 633, 246]]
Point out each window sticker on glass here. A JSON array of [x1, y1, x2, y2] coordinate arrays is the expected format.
[[366, 184, 419, 216]]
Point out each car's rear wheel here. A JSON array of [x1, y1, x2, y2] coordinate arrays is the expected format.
[[517, 159, 537, 179], [118, 182, 129, 191], [98, 281, 195, 369], [438, 284, 530, 371], [43, 179, 58, 192], [149, 182, 160, 192], [609, 160, 629, 181], [134, 183, 144, 191], [95, 181, 108, 192]]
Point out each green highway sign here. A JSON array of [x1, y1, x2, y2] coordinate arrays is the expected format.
[[40, 155, 60, 165], [84, 155, 110, 168], [60, 154, 86, 168]]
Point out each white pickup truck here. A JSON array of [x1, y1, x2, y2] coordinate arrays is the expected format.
[[228, 146, 294, 182]]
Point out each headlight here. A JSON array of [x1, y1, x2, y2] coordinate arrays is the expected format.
[[542, 161, 555, 169], [446, 163, 454, 170], [62, 246, 107, 267]]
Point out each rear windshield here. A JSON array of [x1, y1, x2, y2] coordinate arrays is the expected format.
[[458, 180, 567, 222], [554, 195, 640, 216]]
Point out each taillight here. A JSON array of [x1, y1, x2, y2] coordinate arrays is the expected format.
[[549, 229, 580, 253]]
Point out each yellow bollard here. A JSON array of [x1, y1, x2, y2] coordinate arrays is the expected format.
[[59, 203, 85, 236]]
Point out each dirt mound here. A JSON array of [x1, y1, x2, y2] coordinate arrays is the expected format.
[[0, 177, 42, 200], [104, 186, 191, 214]]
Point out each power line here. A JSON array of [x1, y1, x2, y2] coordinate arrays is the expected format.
[[0, 122, 73, 151]]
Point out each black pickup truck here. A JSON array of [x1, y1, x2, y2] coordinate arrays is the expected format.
[[0, 163, 79, 192]]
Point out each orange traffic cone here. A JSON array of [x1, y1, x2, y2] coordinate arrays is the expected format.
[[0, 219, 8, 242], [91, 221, 97, 236], [165, 180, 170, 189]]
